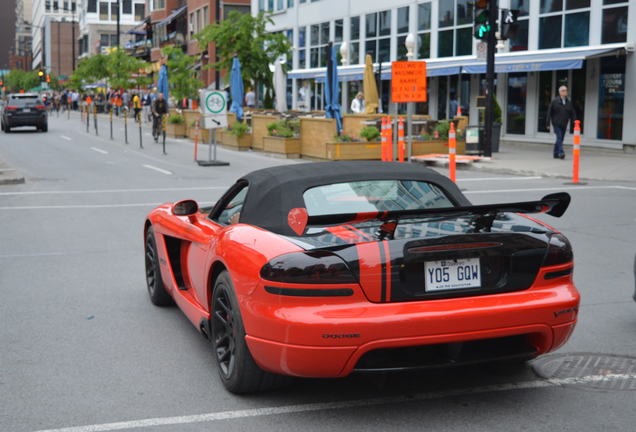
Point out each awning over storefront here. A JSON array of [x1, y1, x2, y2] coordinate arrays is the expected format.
[[287, 44, 626, 82], [461, 45, 626, 74], [157, 6, 186, 25]]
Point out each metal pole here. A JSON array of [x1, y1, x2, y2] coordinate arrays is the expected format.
[[93, 103, 98, 135], [162, 114, 166, 155], [483, 1, 497, 158], [109, 106, 113, 139], [86, 105, 89, 133], [72, 8, 75, 72], [138, 114, 143, 148], [116, 0, 121, 47], [209, 128, 214, 162], [407, 101, 414, 160], [124, 109, 128, 144]]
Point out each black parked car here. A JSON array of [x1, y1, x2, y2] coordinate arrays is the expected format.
[[1, 93, 48, 133]]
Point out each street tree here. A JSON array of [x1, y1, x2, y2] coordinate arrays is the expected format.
[[105, 48, 151, 90], [195, 11, 291, 108], [70, 54, 109, 89], [3, 70, 39, 92], [161, 45, 203, 105]]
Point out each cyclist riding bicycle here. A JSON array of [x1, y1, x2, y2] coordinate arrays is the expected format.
[[151, 93, 168, 142]]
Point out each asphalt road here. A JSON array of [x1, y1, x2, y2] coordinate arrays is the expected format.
[[1, 114, 636, 432]]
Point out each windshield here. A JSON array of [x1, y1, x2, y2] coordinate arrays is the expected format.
[[9, 95, 41, 107], [303, 180, 454, 216]]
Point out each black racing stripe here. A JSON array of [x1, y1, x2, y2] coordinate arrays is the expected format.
[[378, 241, 387, 302], [544, 268, 573, 280], [264, 286, 354, 297]]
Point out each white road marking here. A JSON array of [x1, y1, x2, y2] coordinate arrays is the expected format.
[[60, 135, 72, 141], [0, 186, 228, 196], [142, 164, 172, 175], [463, 185, 627, 194], [458, 176, 542, 182], [33, 373, 636, 432], [0, 201, 214, 210], [90, 147, 108, 154]]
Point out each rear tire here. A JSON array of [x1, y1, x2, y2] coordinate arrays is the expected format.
[[144, 226, 173, 306], [211, 271, 288, 394], [41, 123, 48, 132]]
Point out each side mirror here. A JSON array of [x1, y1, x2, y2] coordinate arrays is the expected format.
[[172, 199, 199, 217]]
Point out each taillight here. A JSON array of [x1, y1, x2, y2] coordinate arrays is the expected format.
[[543, 234, 573, 266], [35, 105, 46, 110], [6, 106, 18, 110], [260, 251, 356, 284]]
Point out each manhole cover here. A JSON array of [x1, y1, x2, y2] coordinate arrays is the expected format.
[[532, 353, 636, 391]]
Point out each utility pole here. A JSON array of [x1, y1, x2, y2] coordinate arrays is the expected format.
[[483, 0, 497, 157], [116, 0, 121, 47]]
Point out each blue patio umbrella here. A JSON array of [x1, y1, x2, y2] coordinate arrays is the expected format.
[[157, 64, 169, 101], [324, 43, 342, 134], [230, 57, 244, 122]]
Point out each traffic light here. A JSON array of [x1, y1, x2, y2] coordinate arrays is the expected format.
[[46, 74, 51, 83], [500, 9, 520, 40], [37, 70, 45, 82], [474, 0, 492, 40]]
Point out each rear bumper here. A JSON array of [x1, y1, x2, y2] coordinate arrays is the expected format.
[[5, 114, 46, 126], [243, 264, 579, 378]]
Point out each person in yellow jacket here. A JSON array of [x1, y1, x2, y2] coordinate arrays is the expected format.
[[132, 93, 142, 122]]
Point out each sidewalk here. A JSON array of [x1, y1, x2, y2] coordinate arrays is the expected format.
[[465, 141, 636, 183], [0, 154, 25, 185]]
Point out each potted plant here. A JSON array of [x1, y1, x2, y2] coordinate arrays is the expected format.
[[360, 125, 380, 142], [223, 121, 252, 150], [166, 113, 186, 138], [263, 120, 301, 157]]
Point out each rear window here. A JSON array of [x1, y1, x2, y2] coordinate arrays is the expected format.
[[302, 180, 454, 216], [9, 95, 40, 107]]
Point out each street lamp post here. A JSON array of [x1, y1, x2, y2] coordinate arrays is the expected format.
[[404, 33, 416, 161], [116, 0, 121, 47], [339, 42, 349, 112]]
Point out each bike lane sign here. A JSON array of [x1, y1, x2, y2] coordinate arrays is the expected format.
[[199, 90, 228, 129]]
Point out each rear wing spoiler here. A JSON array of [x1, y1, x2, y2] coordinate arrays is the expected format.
[[287, 192, 570, 236]]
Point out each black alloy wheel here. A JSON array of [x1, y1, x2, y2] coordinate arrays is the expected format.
[[144, 226, 172, 306], [212, 284, 236, 378]]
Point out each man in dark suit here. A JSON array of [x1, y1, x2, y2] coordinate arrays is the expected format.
[[547, 85, 576, 159]]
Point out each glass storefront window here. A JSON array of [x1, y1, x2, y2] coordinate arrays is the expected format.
[[379, 10, 391, 36], [397, 35, 408, 61], [509, 19, 528, 51], [378, 38, 390, 63], [438, 30, 453, 57], [350, 16, 360, 40], [397, 7, 409, 34], [365, 40, 376, 61], [597, 56, 625, 140], [350, 42, 359, 65], [366, 13, 377, 38], [602, 7, 628, 44], [540, 0, 563, 13], [334, 19, 343, 42], [571, 67, 586, 133], [506, 73, 527, 134], [539, 15, 562, 49], [456, 27, 472, 56], [456, 0, 473, 25], [418, 3, 431, 30], [438, 77, 448, 120], [537, 71, 552, 133], [439, 0, 454, 28], [566, 0, 589, 9], [418, 32, 430, 59], [511, 0, 530, 16], [564, 12, 589, 47]]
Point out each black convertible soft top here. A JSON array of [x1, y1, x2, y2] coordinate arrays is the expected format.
[[238, 161, 470, 236]]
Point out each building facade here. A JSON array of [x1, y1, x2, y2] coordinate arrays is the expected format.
[[43, 19, 79, 77], [77, 0, 147, 60], [31, 0, 77, 71], [10, 0, 33, 71], [255, 0, 635, 149]]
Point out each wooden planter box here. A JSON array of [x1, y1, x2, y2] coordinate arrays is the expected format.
[[412, 139, 466, 155], [182, 109, 200, 127], [222, 132, 252, 151], [342, 114, 384, 140], [166, 122, 186, 138], [300, 117, 337, 159], [263, 136, 301, 158], [326, 141, 381, 160], [252, 114, 282, 151]]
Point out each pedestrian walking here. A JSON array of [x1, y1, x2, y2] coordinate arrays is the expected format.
[[132, 93, 142, 122], [547, 85, 577, 160], [245, 88, 256, 109]]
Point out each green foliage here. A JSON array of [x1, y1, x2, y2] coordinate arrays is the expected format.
[[360, 125, 380, 142], [435, 120, 451, 139], [167, 113, 185, 124], [419, 133, 432, 141], [162, 46, 203, 101], [3, 70, 40, 92], [492, 94, 502, 124], [70, 49, 150, 90], [334, 134, 356, 142], [266, 119, 299, 138], [195, 11, 291, 105], [229, 121, 249, 137], [70, 54, 109, 89]]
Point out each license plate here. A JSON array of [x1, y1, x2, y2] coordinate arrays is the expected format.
[[23, 108, 30, 112], [424, 258, 481, 292]]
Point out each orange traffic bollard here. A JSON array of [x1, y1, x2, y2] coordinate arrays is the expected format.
[[448, 122, 457, 183], [380, 117, 387, 161], [386, 116, 393, 162], [398, 117, 405, 163], [572, 120, 581, 184]]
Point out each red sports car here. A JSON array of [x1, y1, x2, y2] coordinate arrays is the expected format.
[[144, 161, 579, 393]]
